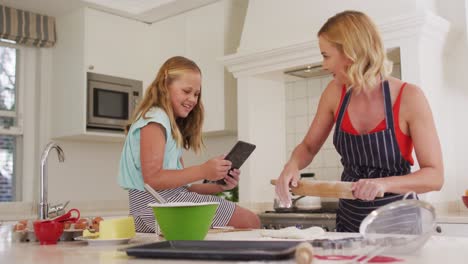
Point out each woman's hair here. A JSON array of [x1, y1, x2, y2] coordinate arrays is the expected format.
[[126, 56, 204, 153], [318, 10, 392, 91]]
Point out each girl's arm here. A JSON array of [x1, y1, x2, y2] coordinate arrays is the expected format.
[[188, 169, 241, 194], [141, 123, 231, 190], [352, 84, 444, 200]]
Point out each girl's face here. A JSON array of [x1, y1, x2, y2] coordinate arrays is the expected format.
[[169, 70, 201, 118], [319, 35, 352, 85]]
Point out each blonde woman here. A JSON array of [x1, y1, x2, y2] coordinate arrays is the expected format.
[[275, 11, 443, 232], [119, 56, 260, 233]]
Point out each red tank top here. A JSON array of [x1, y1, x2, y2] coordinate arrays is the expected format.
[[334, 83, 414, 165]]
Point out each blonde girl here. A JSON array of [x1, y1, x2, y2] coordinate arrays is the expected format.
[[119, 56, 260, 232]]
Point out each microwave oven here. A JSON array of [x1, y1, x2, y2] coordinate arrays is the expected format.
[[87, 72, 143, 131]]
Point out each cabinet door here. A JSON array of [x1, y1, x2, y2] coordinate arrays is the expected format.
[[186, 2, 226, 133], [142, 14, 186, 88], [84, 8, 145, 82]]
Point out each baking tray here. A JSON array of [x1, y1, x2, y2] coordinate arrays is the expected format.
[[124, 240, 302, 261]]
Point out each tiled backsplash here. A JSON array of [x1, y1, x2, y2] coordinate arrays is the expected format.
[[285, 75, 343, 181]]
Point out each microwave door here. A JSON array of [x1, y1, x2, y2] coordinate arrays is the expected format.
[[87, 81, 132, 130]]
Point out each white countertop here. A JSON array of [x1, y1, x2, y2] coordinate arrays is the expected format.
[[1, 230, 468, 264]]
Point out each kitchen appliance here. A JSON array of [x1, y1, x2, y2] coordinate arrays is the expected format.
[[260, 201, 338, 231], [87, 72, 142, 131]]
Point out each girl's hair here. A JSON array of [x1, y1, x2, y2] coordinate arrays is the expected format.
[[318, 10, 392, 91], [126, 56, 204, 153]]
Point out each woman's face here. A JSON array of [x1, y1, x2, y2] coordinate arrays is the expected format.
[[169, 70, 201, 118], [319, 35, 352, 85]]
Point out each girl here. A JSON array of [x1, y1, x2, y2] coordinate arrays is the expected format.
[[275, 11, 443, 232], [119, 56, 260, 233]]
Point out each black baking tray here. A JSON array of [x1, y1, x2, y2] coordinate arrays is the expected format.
[[124, 240, 303, 261]]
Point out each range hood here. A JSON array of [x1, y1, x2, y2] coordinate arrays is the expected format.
[[284, 64, 329, 78], [284, 48, 401, 79]]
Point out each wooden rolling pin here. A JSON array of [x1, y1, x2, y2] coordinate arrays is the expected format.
[[270, 179, 384, 199]]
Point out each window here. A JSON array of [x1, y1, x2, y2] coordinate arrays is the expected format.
[[0, 44, 21, 202]]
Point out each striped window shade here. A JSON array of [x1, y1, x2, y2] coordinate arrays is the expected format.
[[0, 5, 56, 47]]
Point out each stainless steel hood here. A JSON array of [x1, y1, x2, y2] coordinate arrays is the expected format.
[[284, 64, 329, 78]]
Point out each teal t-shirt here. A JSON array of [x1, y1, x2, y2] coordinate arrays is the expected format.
[[118, 107, 183, 191]]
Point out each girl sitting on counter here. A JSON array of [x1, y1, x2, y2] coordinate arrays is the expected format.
[[118, 56, 260, 233]]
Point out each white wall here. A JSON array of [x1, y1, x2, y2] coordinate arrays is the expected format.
[[285, 75, 342, 181], [427, 0, 468, 211]]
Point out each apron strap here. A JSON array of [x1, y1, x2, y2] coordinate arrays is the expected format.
[[382, 80, 395, 132], [335, 87, 353, 132]]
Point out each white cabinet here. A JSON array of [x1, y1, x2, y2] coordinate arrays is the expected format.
[[185, 0, 245, 134], [52, 8, 146, 141], [52, 1, 244, 141], [84, 9, 145, 81]]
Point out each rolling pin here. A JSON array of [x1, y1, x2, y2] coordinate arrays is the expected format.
[[270, 179, 384, 199]]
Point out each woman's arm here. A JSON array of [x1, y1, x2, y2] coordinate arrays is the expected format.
[[141, 123, 231, 190], [275, 81, 341, 205], [352, 84, 444, 200]]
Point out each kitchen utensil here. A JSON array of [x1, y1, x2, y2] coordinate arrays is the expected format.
[[124, 240, 300, 261], [356, 192, 435, 260], [144, 183, 167, 203], [295, 242, 315, 264], [271, 179, 383, 199], [99, 216, 136, 240], [33, 220, 64, 245], [51, 208, 80, 223], [149, 202, 219, 240]]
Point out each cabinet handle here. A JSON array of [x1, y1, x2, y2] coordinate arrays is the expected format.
[[435, 226, 442, 233]]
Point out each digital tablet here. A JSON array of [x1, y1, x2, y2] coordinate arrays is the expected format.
[[217, 140, 256, 185]]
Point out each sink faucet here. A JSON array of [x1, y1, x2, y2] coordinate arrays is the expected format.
[[38, 142, 65, 220]]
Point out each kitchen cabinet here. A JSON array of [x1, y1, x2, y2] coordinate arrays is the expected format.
[[51, 1, 244, 141], [186, 2, 237, 134], [52, 7, 145, 141]]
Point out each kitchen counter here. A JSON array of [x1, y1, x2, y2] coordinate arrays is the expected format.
[[1, 230, 468, 263]]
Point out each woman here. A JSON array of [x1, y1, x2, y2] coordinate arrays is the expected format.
[[118, 56, 260, 233], [275, 11, 443, 232]]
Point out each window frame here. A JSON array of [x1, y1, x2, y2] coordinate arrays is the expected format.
[[0, 41, 24, 202]]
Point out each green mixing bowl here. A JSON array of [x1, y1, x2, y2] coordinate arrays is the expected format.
[[149, 202, 219, 240]]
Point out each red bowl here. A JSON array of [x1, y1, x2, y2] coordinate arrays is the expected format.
[[462, 196, 468, 209], [33, 221, 64, 245]]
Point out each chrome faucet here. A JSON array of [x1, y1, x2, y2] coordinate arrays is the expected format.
[[38, 142, 65, 220]]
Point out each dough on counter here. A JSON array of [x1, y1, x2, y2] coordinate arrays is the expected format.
[[260, 226, 325, 239]]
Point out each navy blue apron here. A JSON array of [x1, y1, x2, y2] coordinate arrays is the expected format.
[[333, 80, 415, 233]]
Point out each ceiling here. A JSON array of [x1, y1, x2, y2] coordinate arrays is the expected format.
[[0, 0, 219, 23]]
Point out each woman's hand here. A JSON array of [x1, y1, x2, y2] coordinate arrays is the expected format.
[[201, 155, 232, 181], [218, 169, 240, 191], [351, 179, 387, 201], [275, 163, 300, 208]]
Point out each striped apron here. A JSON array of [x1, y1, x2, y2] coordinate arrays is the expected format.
[[333, 80, 416, 233], [129, 186, 236, 233]]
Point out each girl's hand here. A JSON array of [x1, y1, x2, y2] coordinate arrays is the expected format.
[[275, 163, 300, 208], [218, 169, 240, 191], [202, 155, 232, 181], [351, 179, 387, 201]]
